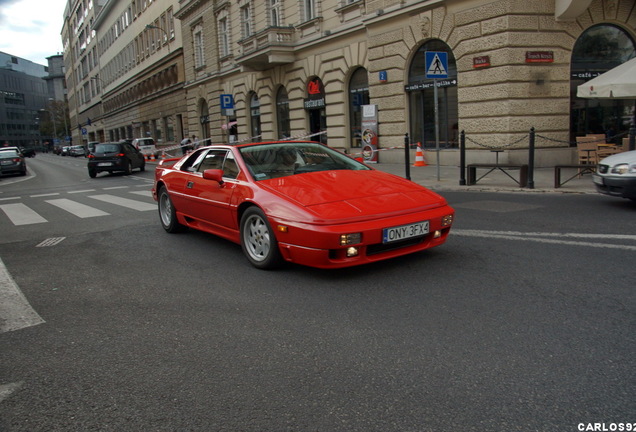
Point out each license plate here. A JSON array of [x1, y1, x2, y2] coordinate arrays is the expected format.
[[592, 175, 604, 185], [97, 162, 112, 167], [1, 160, 11, 165], [383, 221, 429, 243]]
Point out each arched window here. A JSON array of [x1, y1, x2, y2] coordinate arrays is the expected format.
[[407, 40, 458, 148], [570, 24, 635, 143], [349, 67, 370, 148], [276, 86, 290, 138], [249, 92, 261, 141]]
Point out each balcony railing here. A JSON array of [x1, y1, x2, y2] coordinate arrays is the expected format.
[[236, 26, 295, 70]]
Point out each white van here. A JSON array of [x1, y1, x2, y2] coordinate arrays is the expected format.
[[592, 149, 636, 201], [132, 137, 157, 157]]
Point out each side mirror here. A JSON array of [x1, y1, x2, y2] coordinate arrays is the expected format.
[[203, 169, 224, 185]]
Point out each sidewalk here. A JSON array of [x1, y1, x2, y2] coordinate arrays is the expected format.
[[369, 163, 597, 194], [150, 153, 596, 195]]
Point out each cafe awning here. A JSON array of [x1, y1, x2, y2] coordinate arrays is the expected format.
[[576, 57, 636, 99]]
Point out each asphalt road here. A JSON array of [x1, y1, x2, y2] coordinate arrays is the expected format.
[[1, 154, 634, 431]]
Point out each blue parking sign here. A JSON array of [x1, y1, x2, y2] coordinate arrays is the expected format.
[[425, 52, 448, 79], [220, 94, 234, 109]]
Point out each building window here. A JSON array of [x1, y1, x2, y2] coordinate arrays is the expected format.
[[218, 16, 230, 57], [303, 0, 316, 21], [250, 92, 261, 141], [270, 0, 281, 26], [349, 67, 369, 148], [193, 26, 205, 68], [276, 86, 290, 138], [241, 4, 252, 38]]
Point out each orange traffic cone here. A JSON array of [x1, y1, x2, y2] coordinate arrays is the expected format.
[[413, 143, 427, 166]]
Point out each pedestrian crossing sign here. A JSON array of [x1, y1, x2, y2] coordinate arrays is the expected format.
[[425, 51, 449, 79]]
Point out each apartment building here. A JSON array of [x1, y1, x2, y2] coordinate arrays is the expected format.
[[63, 0, 635, 164], [175, 0, 635, 164], [63, 0, 186, 146]]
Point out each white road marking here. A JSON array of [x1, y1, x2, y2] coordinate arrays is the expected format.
[[129, 190, 152, 197], [30, 193, 60, 198], [452, 229, 636, 251], [46, 198, 110, 218], [68, 189, 96, 194], [36, 237, 66, 247], [88, 194, 156, 211], [0, 258, 44, 333], [0, 203, 47, 225], [0, 382, 23, 403]]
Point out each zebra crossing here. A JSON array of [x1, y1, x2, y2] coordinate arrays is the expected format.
[[0, 185, 156, 227]]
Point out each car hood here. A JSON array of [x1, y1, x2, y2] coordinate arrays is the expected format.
[[259, 169, 448, 221], [599, 149, 636, 166]]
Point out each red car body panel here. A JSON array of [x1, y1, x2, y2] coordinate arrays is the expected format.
[[153, 143, 454, 269]]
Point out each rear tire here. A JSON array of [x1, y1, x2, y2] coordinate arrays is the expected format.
[[125, 160, 133, 175], [88, 169, 97, 178], [240, 207, 282, 269], [158, 187, 186, 233]]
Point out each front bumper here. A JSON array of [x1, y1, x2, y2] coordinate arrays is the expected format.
[[592, 174, 636, 200], [273, 205, 454, 269]]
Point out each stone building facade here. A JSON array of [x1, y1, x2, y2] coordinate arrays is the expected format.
[[175, 0, 635, 165], [63, 0, 188, 146], [63, 0, 635, 165]]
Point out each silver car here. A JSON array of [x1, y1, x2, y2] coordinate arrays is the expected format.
[[592, 150, 636, 201]]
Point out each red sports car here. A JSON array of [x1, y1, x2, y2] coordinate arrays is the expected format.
[[152, 141, 454, 269]]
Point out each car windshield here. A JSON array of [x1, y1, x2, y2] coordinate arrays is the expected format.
[[95, 144, 121, 153], [239, 142, 370, 180], [0, 150, 20, 158]]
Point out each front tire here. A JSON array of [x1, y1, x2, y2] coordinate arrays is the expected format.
[[240, 207, 282, 269], [158, 187, 186, 233]]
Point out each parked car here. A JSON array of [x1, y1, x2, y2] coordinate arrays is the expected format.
[[152, 141, 455, 269], [87, 141, 99, 154], [0, 148, 27, 176], [60, 146, 71, 156], [19, 146, 36, 157], [87, 142, 146, 178], [132, 137, 157, 157], [69, 145, 86, 157], [592, 149, 636, 201]]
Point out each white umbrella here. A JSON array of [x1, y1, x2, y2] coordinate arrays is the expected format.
[[576, 57, 636, 99]]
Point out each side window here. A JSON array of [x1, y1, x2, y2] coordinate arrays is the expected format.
[[222, 153, 240, 179], [181, 149, 207, 172], [196, 149, 227, 173]]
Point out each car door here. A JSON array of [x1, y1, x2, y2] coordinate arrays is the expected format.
[[124, 143, 144, 168], [182, 149, 239, 231]]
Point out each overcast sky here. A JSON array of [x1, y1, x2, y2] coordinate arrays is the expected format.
[[0, 0, 67, 65]]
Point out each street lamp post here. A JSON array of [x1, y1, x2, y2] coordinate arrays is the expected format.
[[48, 98, 58, 144], [146, 24, 171, 53]]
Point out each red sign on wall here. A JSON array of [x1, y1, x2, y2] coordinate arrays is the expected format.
[[473, 56, 490, 68], [525, 51, 554, 63], [307, 78, 323, 95]]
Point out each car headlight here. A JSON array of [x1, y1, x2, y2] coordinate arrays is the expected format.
[[340, 233, 361, 245], [610, 163, 636, 175]]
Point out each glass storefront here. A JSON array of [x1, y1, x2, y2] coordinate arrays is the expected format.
[[570, 24, 636, 144], [407, 40, 458, 149]]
